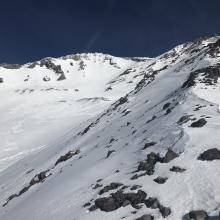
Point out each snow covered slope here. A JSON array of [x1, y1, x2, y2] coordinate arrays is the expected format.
[[1, 36, 220, 220]]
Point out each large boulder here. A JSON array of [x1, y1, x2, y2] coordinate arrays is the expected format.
[[188, 210, 208, 220], [190, 118, 207, 127], [93, 189, 147, 212], [198, 148, 220, 161], [137, 152, 162, 175], [144, 197, 171, 217], [95, 197, 117, 212], [55, 150, 80, 166], [163, 149, 179, 163]]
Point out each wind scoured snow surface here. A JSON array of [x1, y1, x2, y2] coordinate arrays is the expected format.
[[1, 37, 220, 220]]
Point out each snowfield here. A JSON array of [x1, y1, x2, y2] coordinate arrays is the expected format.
[[0, 37, 220, 220]]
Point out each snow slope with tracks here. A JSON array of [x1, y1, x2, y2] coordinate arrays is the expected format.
[[1, 37, 220, 220]]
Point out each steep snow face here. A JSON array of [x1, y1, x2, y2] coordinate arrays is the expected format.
[[0, 53, 141, 171], [1, 37, 220, 220]]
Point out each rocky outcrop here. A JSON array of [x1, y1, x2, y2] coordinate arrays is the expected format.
[[98, 183, 123, 195], [162, 149, 179, 163], [170, 166, 186, 173], [40, 59, 63, 74], [137, 152, 163, 175], [57, 73, 66, 81], [94, 190, 147, 211], [0, 63, 21, 69], [134, 149, 178, 178], [55, 149, 80, 166], [187, 210, 208, 220], [3, 170, 49, 207], [144, 197, 171, 217], [142, 142, 157, 150], [190, 118, 207, 127], [198, 148, 220, 161], [153, 177, 168, 184]]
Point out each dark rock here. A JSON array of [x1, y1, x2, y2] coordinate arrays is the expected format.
[[83, 202, 91, 207], [201, 66, 220, 85], [43, 76, 50, 81], [153, 177, 168, 184], [198, 148, 220, 161], [146, 115, 157, 124], [188, 210, 208, 220], [130, 173, 146, 180], [26, 169, 34, 174], [145, 197, 160, 209], [88, 204, 98, 211], [183, 65, 220, 88], [145, 197, 171, 217], [0, 63, 21, 69], [135, 78, 147, 92], [40, 59, 64, 74], [80, 122, 95, 135], [3, 169, 49, 207], [163, 149, 178, 163], [105, 150, 116, 159], [105, 86, 112, 91], [125, 190, 147, 206], [0, 77, 3, 83], [182, 72, 197, 88], [194, 106, 202, 111], [95, 197, 117, 212], [98, 182, 123, 195], [119, 68, 132, 77], [142, 142, 157, 150], [55, 149, 80, 166], [165, 108, 172, 115], [159, 205, 171, 218], [118, 97, 128, 106], [137, 152, 162, 175], [93, 189, 147, 212], [130, 185, 142, 191], [163, 102, 171, 110], [132, 130, 137, 135], [93, 183, 102, 189], [109, 138, 116, 144], [29, 170, 48, 185], [28, 62, 38, 68], [18, 186, 30, 195], [121, 185, 129, 190], [138, 161, 154, 175], [122, 200, 131, 207], [57, 73, 66, 81], [170, 166, 186, 173], [190, 118, 207, 127], [177, 115, 190, 124], [136, 214, 154, 220], [2, 194, 17, 207], [79, 60, 86, 70]]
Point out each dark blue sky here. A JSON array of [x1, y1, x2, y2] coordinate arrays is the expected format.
[[0, 0, 220, 63]]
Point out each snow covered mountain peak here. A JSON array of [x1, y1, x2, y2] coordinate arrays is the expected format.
[[1, 36, 220, 220]]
